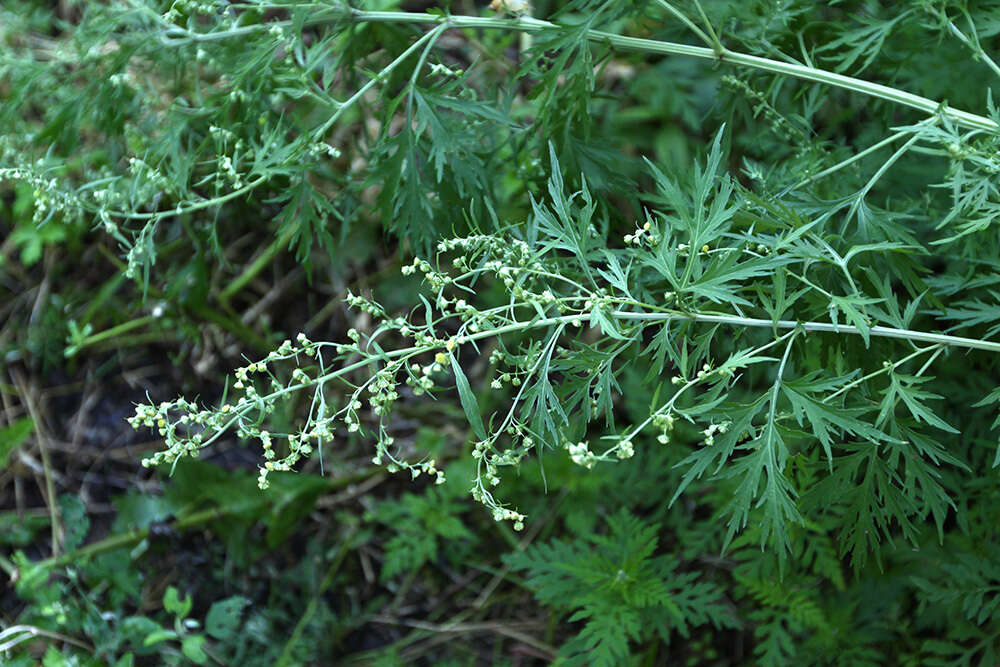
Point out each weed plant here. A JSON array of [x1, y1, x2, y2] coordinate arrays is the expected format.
[[4, 0, 1000, 664]]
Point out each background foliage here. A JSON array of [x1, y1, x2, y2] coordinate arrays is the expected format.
[[3, 0, 1000, 664]]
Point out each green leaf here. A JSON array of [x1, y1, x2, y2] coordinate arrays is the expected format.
[[816, 10, 911, 74], [0, 512, 49, 547], [58, 494, 89, 552], [0, 417, 33, 469], [381, 531, 438, 580], [42, 646, 70, 667], [589, 304, 628, 340], [722, 416, 800, 560], [181, 634, 208, 665], [143, 629, 179, 646], [450, 352, 488, 442], [782, 381, 888, 468], [506, 510, 734, 665], [829, 294, 882, 347], [881, 373, 959, 434], [205, 596, 250, 641], [163, 586, 193, 619]]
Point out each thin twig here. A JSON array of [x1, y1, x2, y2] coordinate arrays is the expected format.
[[10, 369, 62, 558]]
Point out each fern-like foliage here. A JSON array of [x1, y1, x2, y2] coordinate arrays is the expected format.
[[505, 510, 736, 665]]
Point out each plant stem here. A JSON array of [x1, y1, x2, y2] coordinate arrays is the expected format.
[[10, 370, 61, 559], [329, 10, 998, 134], [159, 6, 999, 133], [822, 344, 941, 403], [787, 121, 931, 192], [311, 25, 445, 140], [619, 329, 797, 445], [844, 133, 924, 230], [654, 0, 713, 49], [218, 223, 297, 306], [0, 553, 14, 577], [689, 0, 723, 55], [97, 245, 272, 353], [94, 175, 268, 221], [0, 625, 93, 654], [613, 311, 1000, 353], [70, 315, 156, 354], [179, 306, 1000, 458], [944, 13, 1000, 81]]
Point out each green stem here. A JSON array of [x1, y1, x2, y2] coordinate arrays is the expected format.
[[654, 0, 713, 48], [311, 25, 445, 140], [788, 121, 929, 192], [161, 7, 999, 133], [331, 10, 998, 134], [11, 371, 62, 558], [71, 315, 156, 353], [218, 223, 297, 306], [689, 0, 723, 55], [945, 13, 1000, 81], [619, 329, 797, 446], [0, 625, 93, 654], [95, 176, 267, 222], [97, 245, 271, 353], [614, 311, 1000, 353], [169, 305, 1000, 459], [844, 132, 924, 229], [768, 329, 799, 420], [0, 552, 14, 577], [822, 344, 941, 404]]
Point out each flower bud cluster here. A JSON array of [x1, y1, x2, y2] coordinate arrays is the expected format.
[[401, 257, 452, 290], [565, 440, 598, 469], [128, 156, 177, 197], [744, 241, 772, 255], [487, 348, 528, 390], [255, 429, 316, 489], [0, 166, 83, 225], [133, 225, 720, 535], [582, 288, 615, 313], [108, 72, 132, 89], [307, 142, 342, 160], [216, 154, 243, 188], [374, 440, 448, 485], [489, 368, 524, 390], [653, 411, 675, 444], [429, 62, 464, 78], [469, 477, 526, 531], [701, 421, 729, 447], [366, 368, 400, 416], [163, 0, 219, 21], [440, 236, 544, 293], [623, 220, 659, 247], [721, 74, 802, 145], [132, 333, 333, 486], [406, 359, 443, 396], [130, 398, 216, 469], [616, 439, 634, 459], [345, 291, 385, 318]]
